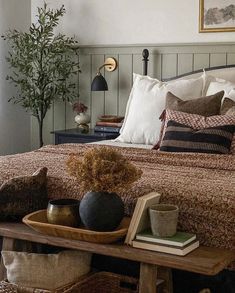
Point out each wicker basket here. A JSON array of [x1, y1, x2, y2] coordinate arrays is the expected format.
[[63, 272, 139, 293], [0, 280, 75, 293]]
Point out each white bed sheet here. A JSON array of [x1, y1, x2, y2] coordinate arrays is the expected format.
[[89, 139, 153, 149]]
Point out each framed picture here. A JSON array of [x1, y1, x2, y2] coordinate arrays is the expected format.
[[199, 0, 235, 32]]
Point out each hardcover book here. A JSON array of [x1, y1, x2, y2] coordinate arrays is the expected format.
[[94, 126, 121, 133], [136, 230, 196, 247], [132, 239, 199, 256], [96, 121, 123, 127], [124, 192, 161, 245]]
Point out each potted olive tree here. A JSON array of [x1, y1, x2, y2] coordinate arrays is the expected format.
[[2, 3, 80, 147]]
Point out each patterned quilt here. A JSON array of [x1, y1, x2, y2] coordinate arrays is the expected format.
[[0, 143, 234, 262]]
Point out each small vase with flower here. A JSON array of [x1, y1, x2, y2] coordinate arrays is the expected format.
[[73, 101, 90, 132], [67, 147, 142, 232]]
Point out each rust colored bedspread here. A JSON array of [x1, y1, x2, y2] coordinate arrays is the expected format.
[[0, 143, 234, 259]]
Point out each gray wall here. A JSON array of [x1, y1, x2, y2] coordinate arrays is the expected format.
[[31, 0, 235, 45], [0, 0, 31, 155], [30, 43, 235, 149]]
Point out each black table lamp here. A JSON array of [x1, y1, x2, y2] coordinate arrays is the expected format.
[[91, 57, 117, 91]]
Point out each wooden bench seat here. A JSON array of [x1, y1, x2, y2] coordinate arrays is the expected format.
[[0, 222, 234, 293]]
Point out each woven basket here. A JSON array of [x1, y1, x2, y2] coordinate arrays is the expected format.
[[63, 272, 139, 293], [0, 280, 75, 293]]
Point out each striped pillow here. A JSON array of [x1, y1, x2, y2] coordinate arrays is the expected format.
[[155, 109, 235, 153], [160, 120, 235, 154]]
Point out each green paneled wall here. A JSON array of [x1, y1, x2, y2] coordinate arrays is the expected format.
[[31, 42, 235, 149]]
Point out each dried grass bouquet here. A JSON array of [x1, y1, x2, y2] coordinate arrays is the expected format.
[[66, 147, 142, 194]]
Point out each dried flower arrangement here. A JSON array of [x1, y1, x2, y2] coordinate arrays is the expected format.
[[72, 101, 88, 114], [67, 147, 142, 194]]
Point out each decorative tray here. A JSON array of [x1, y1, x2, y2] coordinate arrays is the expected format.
[[23, 210, 130, 244], [98, 115, 124, 123]]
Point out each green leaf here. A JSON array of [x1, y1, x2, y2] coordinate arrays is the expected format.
[[2, 2, 80, 121]]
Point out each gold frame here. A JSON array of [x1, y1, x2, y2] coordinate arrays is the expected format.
[[199, 0, 235, 33]]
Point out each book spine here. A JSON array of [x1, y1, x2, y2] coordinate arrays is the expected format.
[[96, 122, 122, 127], [132, 240, 199, 256], [136, 235, 183, 247], [94, 126, 121, 133]]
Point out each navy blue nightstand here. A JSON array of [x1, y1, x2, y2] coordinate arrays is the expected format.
[[53, 128, 119, 145]]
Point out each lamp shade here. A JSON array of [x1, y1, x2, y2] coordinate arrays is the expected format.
[[91, 73, 108, 91]]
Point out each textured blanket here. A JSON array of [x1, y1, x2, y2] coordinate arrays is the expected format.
[[0, 144, 234, 260]]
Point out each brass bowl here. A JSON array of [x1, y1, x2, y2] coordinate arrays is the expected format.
[[47, 199, 80, 227]]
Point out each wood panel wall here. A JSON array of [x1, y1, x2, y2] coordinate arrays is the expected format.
[[30, 43, 235, 149]]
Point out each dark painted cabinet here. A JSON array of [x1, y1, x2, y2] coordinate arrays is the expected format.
[[53, 129, 119, 145]]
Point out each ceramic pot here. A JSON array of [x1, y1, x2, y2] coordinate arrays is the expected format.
[[149, 204, 179, 237], [79, 191, 124, 232], [75, 113, 90, 125], [47, 198, 80, 227]]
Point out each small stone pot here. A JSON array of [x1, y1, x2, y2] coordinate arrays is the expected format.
[[149, 204, 179, 237], [47, 199, 80, 227], [79, 191, 124, 232]]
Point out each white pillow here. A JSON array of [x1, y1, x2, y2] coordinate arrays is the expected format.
[[116, 73, 204, 145], [206, 77, 235, 102], [2, 250, 91, 290]]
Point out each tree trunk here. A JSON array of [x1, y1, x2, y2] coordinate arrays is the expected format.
[[38, 119, 44, 147]]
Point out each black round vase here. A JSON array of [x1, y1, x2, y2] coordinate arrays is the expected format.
[[79, 191, 124, 232]]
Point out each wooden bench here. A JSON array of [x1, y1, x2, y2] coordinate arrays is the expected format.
[[0, 223, 234, 293]]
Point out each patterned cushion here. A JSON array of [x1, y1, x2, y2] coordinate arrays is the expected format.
[[0, 167, 48, 221], [166, 91, 224, 116], [154, 109, 235, 153], [221, 98, 235, 115], [159, 120, 235, 154]]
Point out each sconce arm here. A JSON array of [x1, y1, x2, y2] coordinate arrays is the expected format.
[[97, 63, 113, 73]]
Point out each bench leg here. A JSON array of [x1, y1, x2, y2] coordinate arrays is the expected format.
[[139, 262, 158, 293], [0, 237, 15, 280], [158, 266, 173, 293]]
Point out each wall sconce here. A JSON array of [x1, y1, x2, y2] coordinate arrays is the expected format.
[[91, 57, 117, 91]]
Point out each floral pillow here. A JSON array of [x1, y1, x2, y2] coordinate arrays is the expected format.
[[154, 109, 235, 153]]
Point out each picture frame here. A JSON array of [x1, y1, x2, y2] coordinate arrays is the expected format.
[[199, 0, 235, 32]]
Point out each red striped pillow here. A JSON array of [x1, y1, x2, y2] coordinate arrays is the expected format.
[[154, 109, 235, 153]]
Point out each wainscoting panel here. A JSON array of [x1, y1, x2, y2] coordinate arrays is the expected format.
[[105, 54, 119, 116], [91, 55, 105, 127], [118, 54, 133, 116], [30, 43, 235, 149], [226, 53, 235, 65], [178, 54, 193, 76], [193, 53, 210, 71], [161, 54, 177, 80], [210, 53, 227, 67]]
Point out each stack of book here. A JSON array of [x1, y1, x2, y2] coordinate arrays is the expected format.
[[132, 230, 199, 256], [125, 192, 199, 256], [94, 121, 123, 133]]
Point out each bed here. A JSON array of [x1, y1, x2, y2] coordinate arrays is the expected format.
[[1, 143, 234, 252], [0, 50, 234, 272]]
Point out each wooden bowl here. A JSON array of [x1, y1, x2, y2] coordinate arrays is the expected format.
[[23, 210, 130, 244]]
